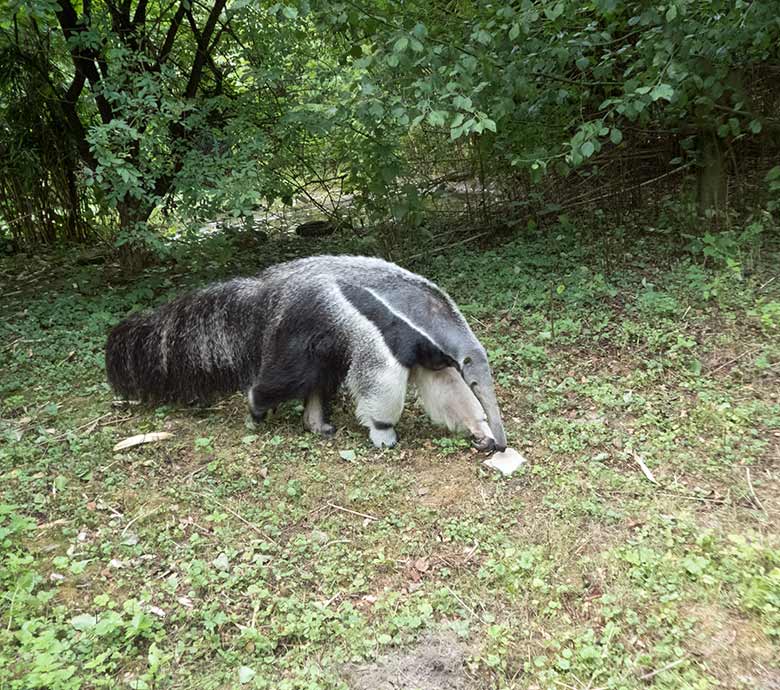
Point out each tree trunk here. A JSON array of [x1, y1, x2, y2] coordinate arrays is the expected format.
[[697, 132, 727, 218], [117, 197, 156, 272]]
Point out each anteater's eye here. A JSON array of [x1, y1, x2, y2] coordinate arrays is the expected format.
[[463, 356, 472, 366]]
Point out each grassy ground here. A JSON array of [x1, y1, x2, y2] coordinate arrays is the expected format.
[[1, 221, 779, 690]]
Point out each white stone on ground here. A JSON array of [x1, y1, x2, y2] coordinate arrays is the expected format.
[[483, 447, 527, 476]]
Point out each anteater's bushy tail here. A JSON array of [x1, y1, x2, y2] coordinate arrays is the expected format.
[[105, 278, 266, 403]]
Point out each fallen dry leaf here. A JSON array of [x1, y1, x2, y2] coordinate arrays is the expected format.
[[633, 452, 657, 484], [414, 557, 429, 573], [113, 432, 174, 452]]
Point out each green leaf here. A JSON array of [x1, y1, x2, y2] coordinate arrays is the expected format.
[[682, 555, 710, 576], [509, 23, 520, 40], [427, 110, 448, 127], [544, 2, 564, 20], [610, 127, 623, 144], [453, 95, 473, 111], [749, 119, 762, 134], [650, 83, 674, 101], [482, 118, 497, 133], [412, 22, 427, 38], [581, 141, 595, 158], [281, 5, 298, 19], [69, 559, 89, 574], [393, 37, 409, 52], [666, 5, 677, 21], [212, 552, 230, 571], [71, 613, 98, 631]]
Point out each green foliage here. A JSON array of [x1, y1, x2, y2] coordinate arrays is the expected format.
[[0, 503, 164, 689], [768, 166, 780, 212], [749, 300, 780, 333], [310, 0, 780, 182], [3, 0, 779, 252]]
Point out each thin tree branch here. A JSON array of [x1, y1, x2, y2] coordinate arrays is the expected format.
[[54, 1, 114, 124], [158, 2, 186, 65], [133, 0, 149, 26], [184, 7, 224, 94], [183, 0, 228, 99]]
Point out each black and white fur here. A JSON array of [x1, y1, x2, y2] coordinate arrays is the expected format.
[[106, 256, 507, 451]]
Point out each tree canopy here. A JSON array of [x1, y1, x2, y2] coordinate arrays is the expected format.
[[1, 0, 779, 255]]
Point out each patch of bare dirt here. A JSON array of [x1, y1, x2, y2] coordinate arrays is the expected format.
[[412, 457, 490, 510], [344, 630, 474, 690], [689, 604, 778, 687]]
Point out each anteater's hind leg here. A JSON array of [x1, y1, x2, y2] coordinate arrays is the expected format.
[[248, 355, 342, 436], [247, 385, 277, 424], [347, 361, 409, 448], [246, 364, 297, 424]]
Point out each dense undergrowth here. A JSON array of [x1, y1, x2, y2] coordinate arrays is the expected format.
[[1, 217, 779, 689]]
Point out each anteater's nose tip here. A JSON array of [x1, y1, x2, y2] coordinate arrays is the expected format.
[[473, 436, 497, 453]]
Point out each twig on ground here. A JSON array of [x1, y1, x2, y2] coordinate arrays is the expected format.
[[404, 231, 491, 262], [37, 518, 70, 530], [323, 539, 352, 549], [445, 586, 489, 625], [205, 495, 277, 543], [462, 542, 479, 563], [326, 502, 379, 522], [322, 592, 342, 608], [639, 656, 687, 680], [3, 337, 45, 352], [709, 348, 759, 375], [121, 505, 163, 537], [745, 467, 767, 515]]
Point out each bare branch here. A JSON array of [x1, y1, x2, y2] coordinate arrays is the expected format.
[[184, 7, 224, 93], [54, 2, 114, 125], [183, 0, 228, 99], [132, 0, 149, 27], [158, 2, 186, 65]]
